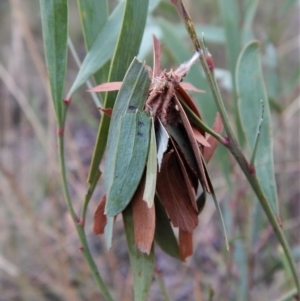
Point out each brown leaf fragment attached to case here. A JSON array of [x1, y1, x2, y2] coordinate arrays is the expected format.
[[179, 229, 193, 260], [88, 82, 122, 92], [203, 113, 223, 163], [156, 151, 198, 232], [132, 177, 155, 254], [93, 195, 107, 234]]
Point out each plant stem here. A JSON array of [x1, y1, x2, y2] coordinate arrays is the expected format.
[[58, 134, 114, 301], [172, 0, 300, 296]]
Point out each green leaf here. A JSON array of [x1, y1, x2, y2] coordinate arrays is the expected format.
[[143, 118, 157, 208], [236, 41, 278, 213], [68, 2, 124, 96], [241, 0, 259, 45], [105, 112, 151, 216], [40, 0, 68, 127], [217, 0, 241, 80], [77, 0, 108, 50], [100, 58, 150, 247], [154, 197, 180, 259], [123, 205, 155, 301], [77, 0, 109, 84], [87, 0, 149, 185]]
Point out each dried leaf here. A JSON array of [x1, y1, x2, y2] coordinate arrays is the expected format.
[[93, 195, 107, 234], [176, 84, 202, 120], [99, 107, 113, 117], [174, 96, 210, 193], [192, 126, 211, 147], [179, 82, 205, 94], [132, 177, 155, 254], [88, 81, 122, 92], [156, 150, 198, 232], [179, 229, 193, 260], [152, 35, 162, 77], [203, 113, 223, 163], [170, 138, 197, 211]]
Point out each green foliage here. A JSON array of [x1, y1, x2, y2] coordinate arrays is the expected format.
[[39, 0, 68, 127], [237, 41, 278, 213], [9, 0, 297, 300]]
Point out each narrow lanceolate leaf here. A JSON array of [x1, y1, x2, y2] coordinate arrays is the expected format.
[[77, 0, 109, 84], [105, 112, 151, 216], [143, 118, 157, 208], [154, 197, 180, 259], [217, 0, 240, 83], [101, 59, 150, 248], [68, 2, 124, 96], [104, 59, 151, 217], [40, 0, 68, 127], [236, 41, 278, 213], [77, 0, 108, 50], [87, 0, 149, 185], [123, 205, 155, 301], [132, 177, 155, 254]]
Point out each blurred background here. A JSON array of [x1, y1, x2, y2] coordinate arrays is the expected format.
[[0, 0, 299, 300]]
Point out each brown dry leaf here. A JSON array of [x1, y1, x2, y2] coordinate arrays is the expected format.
[[132, 177, 155, 254], [203, 113, 223, 163], [179, 82, 205, 94], [192, 126, 211, 147], [176, 84, 202, 120], [152, 35, 162, 77], [156, 150, 198, 232], [99, 107, 113, 117], [174, 96, 210, 193], [170, 138, 197, 211], [93, 195, 107, 234], [179, 229, 193, 260], [88, 82, 122, 92]]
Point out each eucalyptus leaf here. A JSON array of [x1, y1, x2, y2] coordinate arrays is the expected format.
[[105, 112, 151, 216], [217, 0, 240, 81], [87, 0, 150, 185], [123, 205, 155, 301], [77, 0, 108, 49], [77, 0, 109, 84], [68, 2, 124, 95], [236, 41, 278, 213], [40, 0, 68, 127], [241, 0, 259, 45]]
